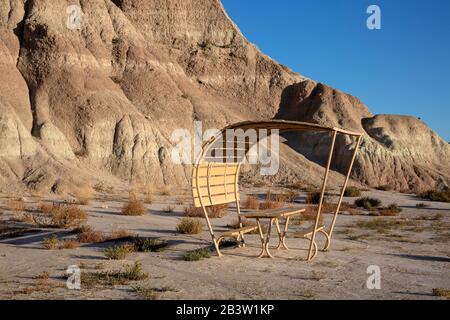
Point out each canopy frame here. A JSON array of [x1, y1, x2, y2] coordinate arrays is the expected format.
[[193, 120, 363, 261]]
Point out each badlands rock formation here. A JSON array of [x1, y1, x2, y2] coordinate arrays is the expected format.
[[0, 0, 448, 193]]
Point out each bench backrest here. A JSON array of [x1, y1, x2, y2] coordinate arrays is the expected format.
[[192, 162, 241, 207]]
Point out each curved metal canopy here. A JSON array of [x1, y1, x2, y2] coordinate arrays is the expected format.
[[219, 120, 363, 137]]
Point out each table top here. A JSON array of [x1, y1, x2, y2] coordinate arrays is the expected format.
[[241, 207, 305, 219]]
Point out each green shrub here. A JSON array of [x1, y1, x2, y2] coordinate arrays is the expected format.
[[306, 191, 329, 205], [104, 245, 131, 260], [122, 262, 148, 281], [344, 186, 361, 197], [176, 218, 203, 234], [378, 203, 402, 216], [419, 189, 450, 203], [132, 237, 168, 252], [183, 247, 211, 261], [355, 197, 382, 210]]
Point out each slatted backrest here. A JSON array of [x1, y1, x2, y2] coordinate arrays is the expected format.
[[192, 162, 240, 208]]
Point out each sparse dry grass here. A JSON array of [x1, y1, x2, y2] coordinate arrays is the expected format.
[[242, 196, 260, 210], [355, 218, 419, 233], [143, 185, 154, 204], [183, 247, 211, 261], [419, 189, 450, 203], [75, 225, 105, 243], [208, 204, 229, 218], [43, 235, 80, 250], [131, 237, 168, 252], [378, 204, 402, 216], [432, 288, 450, 298], [74, 226, 131, 244], [33, 204, 87, 228], [344, 186, 361, 197], [74, 187, 95, 205], [122, 198, 146, 216], [259, 191, 284, 210], [43, 235, 60, 250], [376, 185, 393, 191], [104, 245, 132, 260], [176, 218, 203, 234], [306, 191, 329, 205], [184, 204, 228, 218], [59, 239, 80, 249], [355, 197, 382, 210], [184, 206, 204, 217], [415, 213, 443, 221], [81, 262, 148, 289]]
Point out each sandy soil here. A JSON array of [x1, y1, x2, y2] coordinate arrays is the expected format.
[[0, 188, 449, 300]]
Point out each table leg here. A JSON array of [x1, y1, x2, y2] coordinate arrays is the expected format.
[[256, 218, 275, 258], [275, 217, 290, 250]]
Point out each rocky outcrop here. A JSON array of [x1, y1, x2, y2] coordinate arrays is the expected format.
[[0, 0, 448, 193], [276, 81, 450, 191]]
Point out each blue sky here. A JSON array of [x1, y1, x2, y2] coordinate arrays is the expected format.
[[222, 0, 450, 141]]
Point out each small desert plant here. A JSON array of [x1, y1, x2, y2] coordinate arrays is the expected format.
[[376, 185, 393, 191], [43, 235, 60, 250], [355, 197, 382, 210], [104, 245, 132, 260], [184, 205, 228, 218], [75, 225, 105, 243], [80, 262, 148, 288], [6, 198, 25, 212], [183, 247, 211, 261], [344, 186, 361, 197], [33, 204, 87, 228], [208, 204, 229, 218], [122, 262, 148, 281], [184, 206, 204, 217], [59, 239, 80, 249], [432, 288, 450, 298], [259, 191, 284, 210], [176, 218, 203, 234], [122, 198, 146, 216], [280, 190, 298, 203], [143, 185, 154, 204], [242, 196, 260, 210], [74, 187, 94, 205], [132, 237, 168, 252], [33, 271, 50, 281], [415, 203, 428, 208], [415, 213, 443, 221], [306, 191, 329, 205], [378, 203, 402, 216], [109, 229, 132, 241], [133, 286, 159, 300], [419, 189, 450, 203]]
